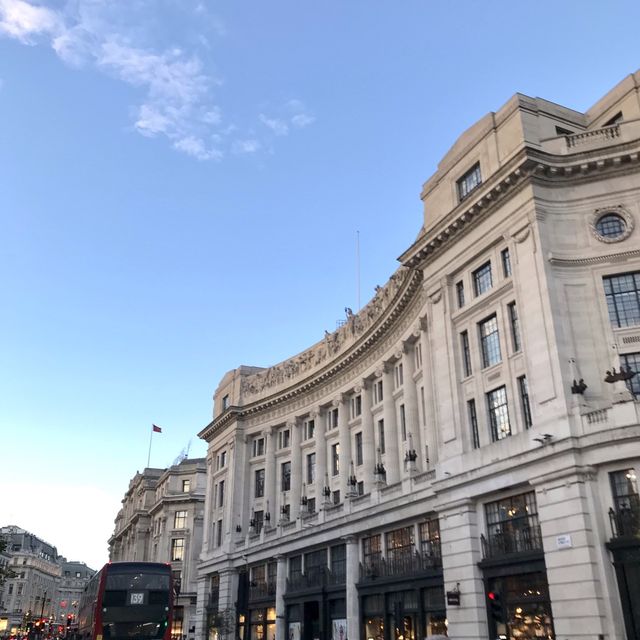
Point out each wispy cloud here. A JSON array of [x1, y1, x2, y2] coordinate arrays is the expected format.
[[232, 138, 261, 155], [0, 0, 60, 43], [0, 0, 315, 161], [259, 113, 289, 136]]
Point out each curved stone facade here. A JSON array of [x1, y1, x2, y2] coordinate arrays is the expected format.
[[197, 70, 640, 640]]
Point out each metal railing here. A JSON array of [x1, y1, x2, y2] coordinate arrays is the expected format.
[[359, 545, 441, 582], [248, 580, 276, 601], [566, 124, 620, 149], [609, 505, 640, 538], [286, 567, 345, 593], [481, 525, 543, 559]]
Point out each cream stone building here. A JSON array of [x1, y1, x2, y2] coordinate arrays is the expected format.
[[109, 459, 207, 640], [196, 71, 640, 640], [0, 526, 61, 633]]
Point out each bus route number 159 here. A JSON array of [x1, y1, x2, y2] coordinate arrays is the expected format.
[[130, 593, 145, 605]]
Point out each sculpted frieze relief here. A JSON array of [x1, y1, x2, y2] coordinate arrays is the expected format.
[[239, 267, 414, 398], [238, 287, 426, 427]]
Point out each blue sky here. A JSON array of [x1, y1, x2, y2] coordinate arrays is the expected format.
[[1, 0, 639, 569]]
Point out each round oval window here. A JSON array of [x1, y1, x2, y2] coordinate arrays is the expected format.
[[595, 213, 627, 239]]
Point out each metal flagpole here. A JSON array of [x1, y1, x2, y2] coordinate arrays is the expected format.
[[147, 427, 154, 468]]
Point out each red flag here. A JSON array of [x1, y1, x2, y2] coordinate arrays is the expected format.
[[152, 424, 162, 433]]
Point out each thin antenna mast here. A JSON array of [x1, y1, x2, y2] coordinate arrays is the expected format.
[[356, 230, 361, 311]]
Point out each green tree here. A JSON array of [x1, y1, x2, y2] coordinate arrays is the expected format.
[[0, 535, 16, 586]]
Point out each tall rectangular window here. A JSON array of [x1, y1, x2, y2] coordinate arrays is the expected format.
[[378, 419, 385, 454], [355, 432, 363, 466], [508, 302, 521, 352], [362, 534, 382, 567], [386, 526, 414, 562], [330, 544, 346, 581], [351, 395, 362, 418], [399, 404, 407, 441], [473, 262, 493, 296], [456, 281, 465, 308], [468, 399, 480, 449], [487, 386, 511, 441], [252, 510, 264, 534], [306, 453, 316, 484], [171, 538, 185, 561], [518, 376, 532, 429], [603, 272, 640, 328], [620, 352, 640, 397], [419, 519, 441, 558], [461, 330, 472, 377], [252, 437, 265, 457], [394, 363, 404, 388], [278, 429, 290, 449], [457, 162, 482, 200], [255, 469, 265, 498], [218, 480, 225, 507], [374, 379, 384, 404], [501, 248, 512, 277], [216, 520, 223, 547], [328, 408, 339, 430], [415, 342, 423, 369], [485, 492, 539, 546], [304, 419, 315, 440], [331, 443, 340, 476], [281, 461, 291, 492], [222, 394, 229, 410], [610, 469, 639, 511], [479, 315, 501, 368], [174, 510, 187, 529], [182, 479, 190, 493]]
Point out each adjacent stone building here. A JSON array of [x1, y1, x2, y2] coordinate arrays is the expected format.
[[195, 70, 640, 640], [0, 526, 61, 632], [109, 458, 207, 640], [53, 560, 95, 626]]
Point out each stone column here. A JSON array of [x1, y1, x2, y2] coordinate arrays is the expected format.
[[264, 427, 276, 526], [437, 499, 487, 639], [337, 394, 352, 500], [218, 568, 239, 640], [344, 536, 360, 640], [532, 468, 617, 640], [315, 409, 327, 502], [402, 342, 422, 472], [419, 316, 437, 467], [382, 365, 400, 484], [275, 555, 287, 640], [194, 577, 208, 640], [360, 380, 375, 491], [290, 421, 302, 520], [202, 455, 215, 554]]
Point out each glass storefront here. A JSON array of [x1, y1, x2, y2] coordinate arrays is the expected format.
[[361, 586, 446, 640], [248, 607, 276, 640]]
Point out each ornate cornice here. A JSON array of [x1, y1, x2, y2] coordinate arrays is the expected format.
[[199, 268, 423, 441], [400, 139, 640, 270]]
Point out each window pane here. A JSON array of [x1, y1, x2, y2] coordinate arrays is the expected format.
[[473, 262, 493, 296], [480, 315, 501, 367], [603, 272, 640, 328], [487, 386, 511, 441]]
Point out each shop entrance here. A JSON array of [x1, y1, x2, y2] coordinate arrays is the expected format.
[[610, 543, 640, 640], [485, 572, 554, 640]]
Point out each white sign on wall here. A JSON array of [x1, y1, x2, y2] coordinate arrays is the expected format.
[[556, 534, 572, 549]]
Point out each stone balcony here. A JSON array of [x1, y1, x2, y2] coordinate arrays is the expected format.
[[541, 119, 640, 155]]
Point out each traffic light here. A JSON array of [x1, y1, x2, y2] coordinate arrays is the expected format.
[[67, 615, 73, 627], [487, 590, 503, 622]]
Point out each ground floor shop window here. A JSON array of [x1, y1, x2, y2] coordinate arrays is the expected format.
[[487, 572, 554, 640], [249, 607, 276, 640], [171, 615, 183, 640], [362, 586, 446, 640]]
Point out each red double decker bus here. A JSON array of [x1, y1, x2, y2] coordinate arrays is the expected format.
[[77, 563, 173, 640]]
